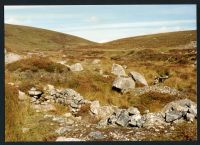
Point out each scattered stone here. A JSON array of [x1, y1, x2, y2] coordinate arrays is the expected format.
[[46, 84, 55, 91], [28, 87, 43, 98], [142, 112, 166, 127], [30, 97, 37, 102], [44, 114, 54, 119], [97, 118, 108, 127], [22, 127, 30, 133], [98, 106, 115, 119], [52, 116, 65, 123], [111, 63, 126, 76], [8, 82, 15, 86], [127, 107, 140, 115], [90, 100, 100, 115], [108, 115, 118, 125], [143, 110, 150, 114], [92, 59, 101, 64], [165, 110, 183, 123], [129, 114, 143, 127], [69, 63, 83, 72], [102, 75, 109, 78], [5, 52, 22, 64], [55, 126, 72, 135], [57, 60, 67, 65], [56, 137, 84, 141], [18, 90, 28, 101], [63, 112, 72, 118], [88, 131, 105, 140], [129, 71, 148, 86], [123, 65, 127, 69], [31, 104, 56, 112], [186, 113, 195, 122], [112, 76, 135, 93], [170, 126, 175, 131]]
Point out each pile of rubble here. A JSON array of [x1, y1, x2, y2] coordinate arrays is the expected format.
[[98, 99, 197, 128], [26, 85, 197, 129]]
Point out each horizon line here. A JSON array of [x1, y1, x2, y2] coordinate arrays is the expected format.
[[4, 23, 196, 43]]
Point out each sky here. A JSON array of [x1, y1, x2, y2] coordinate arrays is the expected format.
[[4, 5, 196, 43]]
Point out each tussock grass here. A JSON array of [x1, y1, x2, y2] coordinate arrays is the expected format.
[[7, 56, 67, 73], [5, 84, 31, 141]]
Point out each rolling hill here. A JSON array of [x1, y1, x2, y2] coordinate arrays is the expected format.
[[5, 24, 196, 53], [101, 30, 196, 50], [5, 24, 96, 53]]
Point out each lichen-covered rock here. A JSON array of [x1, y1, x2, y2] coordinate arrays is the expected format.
[[111, 63, 126, 76], [142, 112, 166, 127], [165, 110, 183, 123], [162, 99, 197, 122], [115, 110, 130, 127], [98, 106, 116, 119], [129, 114, 143, 127], [129, 71, 148, 86], [112, 77, 135, 93]]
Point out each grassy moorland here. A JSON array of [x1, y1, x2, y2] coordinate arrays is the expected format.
[[5, 24, 197, 141], [5, 24, 96, 53]]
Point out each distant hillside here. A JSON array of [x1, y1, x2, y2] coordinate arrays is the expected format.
[[5, 24, 96, 53], [5, 24, 196, 53], [102, 30, 196, 49]]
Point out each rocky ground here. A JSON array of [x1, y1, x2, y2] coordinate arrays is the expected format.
[[15, 76, 197, 141], [4, 29, 197, 141]]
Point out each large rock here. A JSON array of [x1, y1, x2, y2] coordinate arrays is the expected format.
[[129, 71, 148, 86], [129, 114, 143, 127], [111, 64, 126, 76], [69, 63, 83, 72], [115, 110, 130, 127], [112, 77, 135, 93], [5, 52, 22, 64], [162, 99, 197, 122], [162, 99, 196, 113]]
